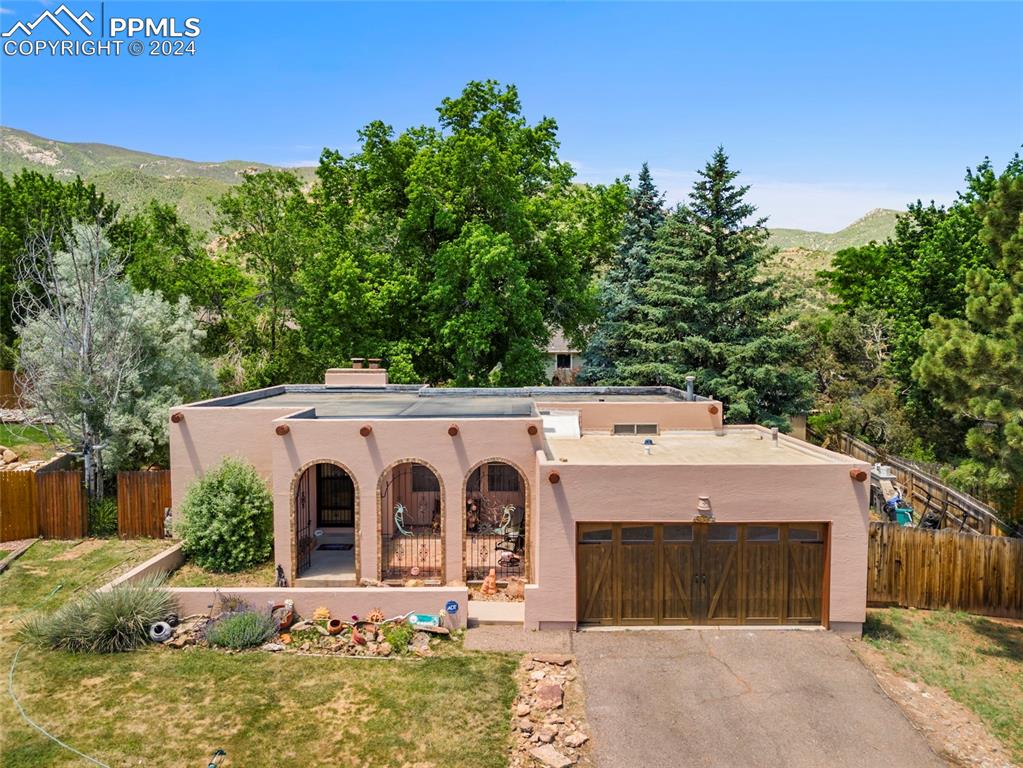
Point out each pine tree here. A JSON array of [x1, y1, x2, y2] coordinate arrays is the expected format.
[[579, 163, 665, 384], [622, 147, 812, 427], [914, 160, 1023, 517]]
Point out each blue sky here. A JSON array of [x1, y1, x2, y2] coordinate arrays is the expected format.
[[1, 1, 1021, 230]]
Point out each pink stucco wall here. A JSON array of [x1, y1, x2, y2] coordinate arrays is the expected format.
[[169, 390, 868, 631], [535, 399, 724, 432], [525, 444, 870, 630], [269, 414, 543, 584]]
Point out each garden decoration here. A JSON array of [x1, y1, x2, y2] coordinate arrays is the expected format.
[[367, 608, 385, 624], [481, 567, 498, 596], [394, 503, 413, 536], [312, 606, 331, 621], [328, 618, 344, 635]]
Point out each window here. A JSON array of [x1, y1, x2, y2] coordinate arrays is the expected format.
[[789, 526, 822, 542], [487, 463, 520, 492], [746, 526, 779, 542], [612, 424, 659, 435], [664, 524, 693, 542], [556, 353, 572, 369], [411, 464, 440, 492], [708, 525, 738, 542], [622, 525, 654, 542], [579, 527, 612, 544]]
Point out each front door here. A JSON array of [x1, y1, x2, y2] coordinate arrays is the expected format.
[[317, 464, 355, 527], [577, 522, 826, 626]]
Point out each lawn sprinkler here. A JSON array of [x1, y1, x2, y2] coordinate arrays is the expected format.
[[207, 749, 226, 767]]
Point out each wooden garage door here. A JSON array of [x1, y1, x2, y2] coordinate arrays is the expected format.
[[577, 523, 826, 626]]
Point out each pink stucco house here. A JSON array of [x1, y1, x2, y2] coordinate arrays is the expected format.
[[169, 361, 870, 634]]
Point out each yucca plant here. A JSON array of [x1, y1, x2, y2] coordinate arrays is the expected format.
[[21, 575, 177, 653]]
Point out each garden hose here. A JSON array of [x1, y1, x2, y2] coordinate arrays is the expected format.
[[8, 645, 113, 768]]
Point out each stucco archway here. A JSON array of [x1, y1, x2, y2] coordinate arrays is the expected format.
[[462, 457, 531, 583], [376, 458, 446, 583], [290, 459, 360, 584]]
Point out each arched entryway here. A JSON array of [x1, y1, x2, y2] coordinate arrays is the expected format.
[[293, 460, 358, 583], [464, 460, 527, 582], [378, 460, 444, 583]]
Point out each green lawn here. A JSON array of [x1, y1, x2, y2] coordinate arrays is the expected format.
[[863, 608, 1023, 763], [0, 540, 519, 767], [165, 557, 277, 587], [0, 423, 60, 462]]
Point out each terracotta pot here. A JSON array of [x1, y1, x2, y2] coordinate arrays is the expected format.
[[327, 619, 344, 635]]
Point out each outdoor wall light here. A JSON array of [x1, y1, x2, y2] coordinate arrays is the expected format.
[[275, 424, 290, 436], [447, 424, 459, 436], [360, 425, 373, 437], [170, 412, 184, 423]]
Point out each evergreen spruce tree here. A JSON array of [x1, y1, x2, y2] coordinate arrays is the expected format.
[[622, 147, 812, 427], [579, 163, 665, 384], [914, 161, 1023, 517]]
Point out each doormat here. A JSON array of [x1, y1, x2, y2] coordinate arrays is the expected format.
[[317, 543, 353, 551]]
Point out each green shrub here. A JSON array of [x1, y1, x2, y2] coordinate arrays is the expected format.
[[381, 619, 415, 653], [179, 458, 273, 572], [21, 575, 177, 653], [205, 609, 276, 649], [88, 497, 119, 537]]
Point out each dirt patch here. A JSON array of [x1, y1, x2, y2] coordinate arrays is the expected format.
[[854, 642, 1016, 768], [52, 539, 106, 560]]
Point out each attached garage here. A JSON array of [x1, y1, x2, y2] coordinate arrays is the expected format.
[[577, 522, 827, 626]]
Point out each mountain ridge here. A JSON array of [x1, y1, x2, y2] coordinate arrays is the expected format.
[[1, 126, 900, 250]]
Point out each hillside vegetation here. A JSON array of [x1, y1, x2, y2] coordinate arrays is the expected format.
[[0, 126, 315, 229], [2, 125, 898, 251]]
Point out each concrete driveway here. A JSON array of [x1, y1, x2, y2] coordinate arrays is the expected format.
[[571, 629, 945, 768]]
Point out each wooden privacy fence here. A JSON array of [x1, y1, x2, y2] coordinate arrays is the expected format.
[[0, 469, 87, 540], [867, 522, 1023, 619], [117, 470, 171, 538], [1, 465, 170, 541], [0, 370, 20, 409]]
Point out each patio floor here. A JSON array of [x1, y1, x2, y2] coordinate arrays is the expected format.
[[296, 531, 356, 586]]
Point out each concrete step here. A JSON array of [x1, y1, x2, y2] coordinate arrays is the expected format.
[[468, 600, 524, 625]]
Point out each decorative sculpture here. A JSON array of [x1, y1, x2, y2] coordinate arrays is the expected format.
[[481, 567, 498, 596]]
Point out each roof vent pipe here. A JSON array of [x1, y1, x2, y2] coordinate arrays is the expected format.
[[685, 376, 695, 401], [771, 427, 779, 446]]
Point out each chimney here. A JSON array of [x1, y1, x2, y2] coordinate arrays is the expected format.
[[685, 376, 695, 401], [367, 358, 382, 369], [351, 357, 364, 369]]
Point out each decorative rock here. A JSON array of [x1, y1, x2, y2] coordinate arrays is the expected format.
[[517, 719, 533, 733], [563, 732, 589, 748], [378, 641, 392, 656], [261, 642, 285, 652], [529, 744, 575, 768], [411, 632, 431, 653], [532, 654, 572, 666], [537, 728, 557, 744], [504, 577, 525, 600], [300, 641, 311, 652], [290, 621, 312, 632], [529, 670, 546, 681], [534, 683, 564, 710], [515, 703, 531, 718]]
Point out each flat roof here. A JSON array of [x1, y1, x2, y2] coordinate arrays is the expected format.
[[544, 429, 846, 466], [203, 385, 690, 419]]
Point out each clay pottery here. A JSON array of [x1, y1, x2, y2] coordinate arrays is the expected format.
[[327, 619, 344, 635]]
